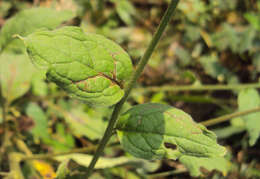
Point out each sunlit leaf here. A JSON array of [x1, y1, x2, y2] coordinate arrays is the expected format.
[[21, 26, 133, 106], [238, 88, 260, 146]]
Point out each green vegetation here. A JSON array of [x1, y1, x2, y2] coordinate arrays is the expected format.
[[1, 0, 260, 178]]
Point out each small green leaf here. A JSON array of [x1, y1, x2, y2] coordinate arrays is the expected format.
[[0, 53, 35, 103], [198, 54, 231, 82], [50, 103, 108, 140], [0, 7, 75, 53], [25, 102, 49, 140], [211, 23, 239, 52], [245, 12, 260, 30], [175, 47, 192, 67], [111, 0, 137, 25], [179, 156, 231, 177], [116, 103, 226, 160], [238, 88, 260, 146], [21, 26, 133, 106]]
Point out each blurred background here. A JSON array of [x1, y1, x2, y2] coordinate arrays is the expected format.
[[0, 0, 260, 178]]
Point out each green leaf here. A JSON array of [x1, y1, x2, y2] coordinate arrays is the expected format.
[[43, 123, 75, 152], [111, 0, 136, 26], [245, 12, 260, 30], [21, 26, 133, 106], [0, 7, 75, 53], [211, 23, 239, 52], [0, 53, 35, 103], [175, 47, 192, 67], [213, 126, 245, 139], [179, 156, 231, 177], [198, 54, 230, 82], [238, 88, 260, 146], [116, 103, 226, 160], [55, 153, 150, 169], [55, 104, 108, 140], [31, 71, 48, 97], [56, 159, 70, 179], [48, 99, 111, 140], [25, 102, 49, 140]]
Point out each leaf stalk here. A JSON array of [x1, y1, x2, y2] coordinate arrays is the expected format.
[[201, 106, 260, 126], [136, 83, 260, 93]]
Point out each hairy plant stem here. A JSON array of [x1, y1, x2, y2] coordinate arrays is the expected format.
[[201, 106, 260, 126], [85, 0, 180, 177], [136, 83, 260, 92]]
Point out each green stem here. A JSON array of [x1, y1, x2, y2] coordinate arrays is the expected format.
[[201, 106, 260, 126], [85, 0, 180, 177], [136, 83, 260, 92]]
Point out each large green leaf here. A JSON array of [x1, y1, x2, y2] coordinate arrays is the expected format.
[[0, 53, 35, 103], [116, 103, 226, 160], [238, 88, 260, 146], [21, 26, 133, 106], [0, 7, 75, 53]]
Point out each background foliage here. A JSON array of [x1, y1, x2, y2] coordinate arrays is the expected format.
[[0, 0, 260, 178]]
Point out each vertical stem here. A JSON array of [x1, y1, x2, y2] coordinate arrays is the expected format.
[[85, 0, 180, 177]]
